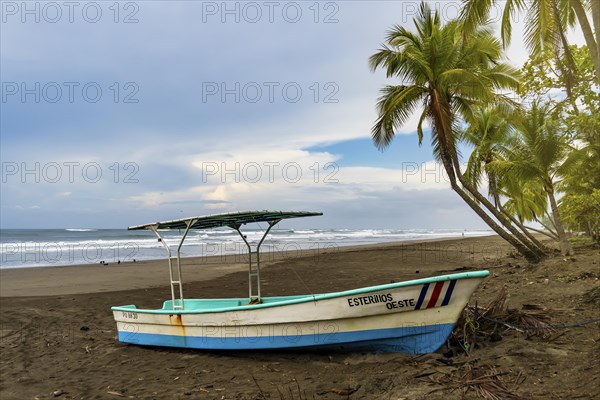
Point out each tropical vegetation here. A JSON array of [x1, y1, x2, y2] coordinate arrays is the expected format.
[[460, 0, 600, 85], [370, 1, 600, 261]]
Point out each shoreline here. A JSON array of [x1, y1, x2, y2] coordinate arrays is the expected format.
[[0, 232, 497, 271], [0, 234, 500, 298], [0, 230, 496, 271]]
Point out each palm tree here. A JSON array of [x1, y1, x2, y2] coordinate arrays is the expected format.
[[501, 179, 560, 240], [461, 108, 512, 205], [461, 107, 548, 249], [460, 0, 600, 85], [559, 190, 600, 243], [489, 102, 574, 255], [369, 2, 545, 262], [556, 116, 600, 241], [559, 129, 600, 195]]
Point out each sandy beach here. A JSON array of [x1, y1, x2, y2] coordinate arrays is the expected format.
[[1, 236, 598, 399]]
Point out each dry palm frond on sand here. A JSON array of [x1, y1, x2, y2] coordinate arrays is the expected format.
[[427, 362, 525, 400], [449, 286, 557, 354]]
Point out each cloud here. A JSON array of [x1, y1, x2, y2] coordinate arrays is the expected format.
[[0, 1, 586, 229], [14, 205, 41, 210]]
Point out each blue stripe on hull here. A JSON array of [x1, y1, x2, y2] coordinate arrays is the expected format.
[[414, 283, 429, 310], [117, 323, 454, 354], [441, 279, 457, 306]]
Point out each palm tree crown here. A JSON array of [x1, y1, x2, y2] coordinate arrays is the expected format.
[[488, 102, 574, 254], [497, 104, 570, 190], [461, 107, 512, 202], [369, 2, 519, 162]]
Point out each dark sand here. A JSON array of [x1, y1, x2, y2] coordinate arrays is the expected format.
[[0, 236, 598, 399]]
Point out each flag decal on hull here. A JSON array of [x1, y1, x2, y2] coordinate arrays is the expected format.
[[414, 279, 457, 310]]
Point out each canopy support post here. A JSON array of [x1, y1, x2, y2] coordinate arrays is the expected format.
[[231, 219, 281, 304], [150, 220, 196, 311]]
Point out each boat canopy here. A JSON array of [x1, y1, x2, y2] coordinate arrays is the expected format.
[[128, 210, 323, 231], [128, 210, 322, 309]]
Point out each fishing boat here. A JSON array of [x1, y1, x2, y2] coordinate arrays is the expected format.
[[112, 211, 489, 353]]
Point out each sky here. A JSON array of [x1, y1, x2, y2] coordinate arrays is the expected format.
[[0, 0, 586, 229]]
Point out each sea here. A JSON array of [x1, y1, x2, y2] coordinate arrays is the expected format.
[[0, 228, 494, 269]]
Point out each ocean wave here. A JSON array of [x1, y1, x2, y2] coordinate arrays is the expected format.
[[0, 228, 494, 268]]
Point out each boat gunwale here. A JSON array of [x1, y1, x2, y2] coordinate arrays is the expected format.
[[111, 270, 489, 314]]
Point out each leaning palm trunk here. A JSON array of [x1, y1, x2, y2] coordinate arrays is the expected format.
[[443, 157, 541, 262], [498, 202, 549, 251], [455, 167, 545, 259], [546, 185, 573, 255], [431, 98, 542, 262], [534, 216, 559, 238], [488, 180, 549, 251], [450, 155, 546, 259], [525, 225, 559, 240]]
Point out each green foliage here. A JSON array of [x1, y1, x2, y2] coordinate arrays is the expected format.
[[488, 103, 570, 193], [509, 45, 600, 236], [559, 137, 600, 196], [460, 0, 600, 85], [460, 0, 576, 54], [501, 179, 548, 223], [485, 102, 574, 254], [560, 189, 600, 243], [567, 236, 594, 245], [460, 107, 513, 198], [453, 0, 599, 254], [519, 45, 600, 139]]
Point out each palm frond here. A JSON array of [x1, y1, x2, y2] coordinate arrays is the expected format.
[[500, 0, 525, 45], [459, 0, 494, 39], [485, 63, 522, 91], [524, 0, 560, 56], [416, 107, 429, 146], [371, 85, 426, 150]]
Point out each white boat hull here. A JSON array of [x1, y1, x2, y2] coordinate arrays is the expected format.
[[112, 271, 487, 353]]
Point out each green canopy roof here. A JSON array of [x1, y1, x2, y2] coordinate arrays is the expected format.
[[128, 210, 322, 231]]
